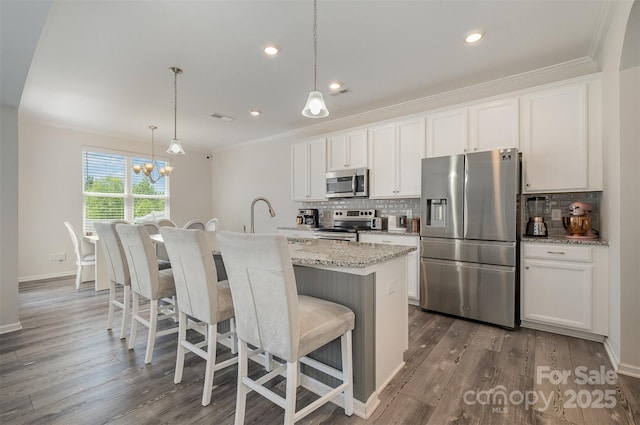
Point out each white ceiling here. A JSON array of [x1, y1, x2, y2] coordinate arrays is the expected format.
[[19, 0, 610, 152]]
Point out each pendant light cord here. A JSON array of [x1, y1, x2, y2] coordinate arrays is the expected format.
[[313, 0, 318, 91], [151, 126, 155, 161], [173, 70, 178, 140]]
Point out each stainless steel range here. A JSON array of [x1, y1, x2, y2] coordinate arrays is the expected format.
[[313, 209, 376, 242]]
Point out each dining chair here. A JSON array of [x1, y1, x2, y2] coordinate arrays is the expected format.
[[63, 221, 96, 290], [160, 227, 238, 406], [116, 223, 179, 364], [138, 221, 171, 269], [205, 218, 219, 232], [217, 231, 355, 425], [183, 219, 206, 230], [157, 218, 177, 228], [94, 220, 131, 339]]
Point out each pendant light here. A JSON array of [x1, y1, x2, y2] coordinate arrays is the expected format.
[[167, 67, 186, 154], [301, 0, 329, 118], [132, 125, 173, 183]]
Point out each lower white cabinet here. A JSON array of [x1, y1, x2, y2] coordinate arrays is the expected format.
[[359, 233, 420, 304], [277, 228, 315, 239], [521, 242, 608, 338]]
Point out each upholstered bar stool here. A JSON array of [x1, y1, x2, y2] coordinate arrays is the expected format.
[[138, 221, 171, 270], [160, 227, 238, 406], [94, 220, 130, 339], [217, 231, 355, 425], [116, 224, 179, 364], [63, 221, 96, 290]]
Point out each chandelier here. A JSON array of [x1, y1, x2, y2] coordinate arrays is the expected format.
[[301, 0, 329, 118], [132, 125, 173, 183], [167, 67, 185, 154]]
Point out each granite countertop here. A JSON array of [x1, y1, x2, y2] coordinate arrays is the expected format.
[[287, 237, 416, 268], [521, 235, 609, 246], [358, 229, 420, 237]]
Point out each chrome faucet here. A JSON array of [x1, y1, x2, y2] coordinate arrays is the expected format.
[[249, 197, 276, 233]]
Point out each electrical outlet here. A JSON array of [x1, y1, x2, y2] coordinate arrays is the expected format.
[[551, 209, 562, 221], [49, 252, 66, 262]]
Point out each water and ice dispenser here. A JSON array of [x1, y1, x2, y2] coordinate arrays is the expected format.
[[425, 199, 447, 228]]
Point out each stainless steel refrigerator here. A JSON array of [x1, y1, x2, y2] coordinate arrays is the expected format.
[[420, 148, 519, 329]]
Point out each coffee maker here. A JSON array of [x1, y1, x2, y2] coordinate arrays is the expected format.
[[525, 196, 548, 237], [296, 209, 319, 228]]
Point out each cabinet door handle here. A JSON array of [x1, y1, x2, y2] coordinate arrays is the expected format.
[[525, 266, 530, 270], [526, 183, 531, 187], [381, 240, 391, 243], [547, 251, 566, 255]]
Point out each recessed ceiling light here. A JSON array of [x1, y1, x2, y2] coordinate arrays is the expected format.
[[263, 45, 279, 56], [250, 109, 261, 117], [465, 32, 483, 44], [328, 81, 342, 90]]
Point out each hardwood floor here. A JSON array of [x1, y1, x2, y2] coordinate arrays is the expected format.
[[1, 277, 638, 425]]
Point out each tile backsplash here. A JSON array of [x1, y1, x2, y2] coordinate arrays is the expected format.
[[300, 198, 420, 228], [521, 191, 602, 236], [300, 191, 602, 236]]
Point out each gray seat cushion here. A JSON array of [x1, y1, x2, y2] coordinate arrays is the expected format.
[[297, 295, 355, 358]]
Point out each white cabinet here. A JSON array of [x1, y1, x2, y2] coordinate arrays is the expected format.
[[426, 107, 468, 157], [358, 233, 420, 303], [426, 97, 519, 157], [521, 242, 608, 337], [326, 130, 368, 171], [291, 138, 326, 201], [469, 98, 520, 152], [277, 228, 315, 238], [368, 118, 425, 199], [521, 79, 603, 193]]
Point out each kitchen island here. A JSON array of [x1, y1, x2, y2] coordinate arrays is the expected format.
[[210, 236, 415, 419], [289, 238, 414, 418]]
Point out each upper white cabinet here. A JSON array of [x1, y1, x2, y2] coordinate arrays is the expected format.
[[291, 138, 326, 201], [521, 78, 603, 193], [469, 98, 520, 152], [368, 118, 425, 199], [426, 108, 468, 157], [326, 130, 368, 171], [426, 97, 519, 157]]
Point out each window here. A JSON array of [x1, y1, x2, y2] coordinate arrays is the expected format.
[[82, 149, 170, 234]]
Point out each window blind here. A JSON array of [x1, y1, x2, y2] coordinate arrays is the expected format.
[[82, 150, 170, 234]]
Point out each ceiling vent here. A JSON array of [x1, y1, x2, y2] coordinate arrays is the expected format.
[[329, 88, 352, 97], [210, 113, 235, 122]]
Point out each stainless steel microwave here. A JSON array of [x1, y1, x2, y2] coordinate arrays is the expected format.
[[325, 168, 369, 198]]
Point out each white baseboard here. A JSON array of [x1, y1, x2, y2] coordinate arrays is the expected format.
[[616, 362, 640, 378], [600, 337, 640, 378], [604, 338, 620, 370], [0, 321, 22, 335], [19, 272, 75, 283]]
